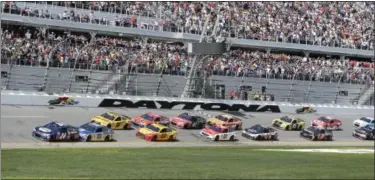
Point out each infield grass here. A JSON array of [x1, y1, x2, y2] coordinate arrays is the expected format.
[[2, 146, 374, 179]]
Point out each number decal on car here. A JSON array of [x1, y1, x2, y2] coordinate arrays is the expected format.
[[223, 134, 228, 139], [161, 133, 167, 138], [97, 134, 102, 139], [58, 133, 66, 140]]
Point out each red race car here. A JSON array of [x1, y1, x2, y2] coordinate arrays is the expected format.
[[131, 112, 170, 128], [311, 116, 342, 130]]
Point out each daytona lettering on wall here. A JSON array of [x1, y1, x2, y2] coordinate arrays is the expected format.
[[98, 99, 281, 113]]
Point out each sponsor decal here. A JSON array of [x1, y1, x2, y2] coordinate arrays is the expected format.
[[98, 99, 281, 113]]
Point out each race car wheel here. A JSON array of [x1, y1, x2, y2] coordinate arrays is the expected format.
[[123, 124, 128, 130], [183, 124, 188, 129], [86, 135, 92, 142], [214, 136, 219, 141], [235, 125, 240, 130], [335, 126, 340, 130], [292, 123, 298, 130], [272, 135, 277, 141], [104, 136, 110, 141], [229, 136, 235, 141], [256, 136, 261, 141], [311, 136, 316, 141], [285, 125, 290, 131], [107, 124, 111, 128], [150, 135, 157, 141]]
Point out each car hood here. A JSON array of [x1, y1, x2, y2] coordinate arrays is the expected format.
[[202, 128, 220, 135], [93, 116, 111, 123], [78, 128, 92, 135], [208, 118, 224, 125], [139, 128, 157, 135], [35, 126, 54, 134]]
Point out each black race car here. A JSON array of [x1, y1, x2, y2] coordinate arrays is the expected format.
[[352, 124, 375, 140], [242, 124, 278, 141], [296, 106, 316, 114], [32, 122, 80, 142], [300, 126, 333, 141]]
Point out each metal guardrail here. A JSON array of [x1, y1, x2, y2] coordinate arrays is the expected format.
[[1, 65, 373, 106], [1, 13, 374, 58]]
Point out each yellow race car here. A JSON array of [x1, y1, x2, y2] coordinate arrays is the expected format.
[[272, 116, 305, 131], [91, 112, 131, 130], [206, 114, 243, 130], [136, 124, 177, 141]]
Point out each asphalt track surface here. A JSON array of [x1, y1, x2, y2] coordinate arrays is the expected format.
[[1, 105, 374, 149]]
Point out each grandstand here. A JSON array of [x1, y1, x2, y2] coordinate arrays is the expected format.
[[1, 1, 374, 105]]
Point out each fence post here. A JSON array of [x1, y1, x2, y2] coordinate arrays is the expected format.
[[286, 73, 296, 102]]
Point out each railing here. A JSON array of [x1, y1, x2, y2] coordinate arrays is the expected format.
[[2, 3, 374, 55], [1, 64, 373, 106], [8, 2, 374, 51]]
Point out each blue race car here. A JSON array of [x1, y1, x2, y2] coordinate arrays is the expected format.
[[32, 122, 80, 142], [352, 124, 375, 140], [79, 123, 115, 142]]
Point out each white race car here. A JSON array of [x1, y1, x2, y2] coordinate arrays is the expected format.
[[199, 125, 238, 141], [353, 117, 374, 128]]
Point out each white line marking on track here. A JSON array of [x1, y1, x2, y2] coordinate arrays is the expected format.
[[1, 116, 49, 118]]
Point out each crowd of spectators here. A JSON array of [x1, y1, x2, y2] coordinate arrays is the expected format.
[[1, 25, 374, 86], [3, 1, 374, 50]]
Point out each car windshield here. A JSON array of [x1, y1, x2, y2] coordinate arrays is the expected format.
[[281, 116, 292, 122], [209, 126, 222, 132], [146, 124, 160, 132], [141, 114, 154, 121], [43, 122, 62, 131], [179, 114, 193, 121], [318, 117, 329, 122], [360, 117, 372, 123], [101, 113, 115, 121], [80, 123, 96, 132], [215, 115, 228, 122]]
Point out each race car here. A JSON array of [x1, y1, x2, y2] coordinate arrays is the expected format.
[[353, 117, 375, 128], [131, 112, 170, 128], [272, 116, 305, 131], [352, 124, 375, 140], [311, 116, 342, 130], [136, 124, 177, 141], [295, 106, 316, 114], [300, 126, 333, 141], [91, 112, 131, 130], [206, 114, 242, 130], [199, 125, 238, 141], [242, 124, 278, 141], [32, 122, 80, 142], [48, 97, 79, 106], [79, 123, 115, 142], [170, 112, 206, 129]]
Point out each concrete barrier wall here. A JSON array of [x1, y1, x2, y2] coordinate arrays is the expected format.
[[1, 91, 373, 117]]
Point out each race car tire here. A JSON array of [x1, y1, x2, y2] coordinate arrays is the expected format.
[[298, 125, 303, 130], [214, 136, 219, 141], [272, 135, 277, 141], [86, 135, 92, 142], [327, 136, 333, 141], [311, 136, 316, 141], [104, 136, 110, 141], [335, 126, 340, 130], [49, 135, 55, 142], [285, 125, 290, 131], [151, 135, 157, 141], [256, 136, 261, 141], [168, 135, 174, 141], [184, 124, 188, 129], [229, 136, 235, 141], [107, 124, 111, 128], [292, 123, 298, 130], [123, 124, 128, 130], [235, 125, 241, 130]]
